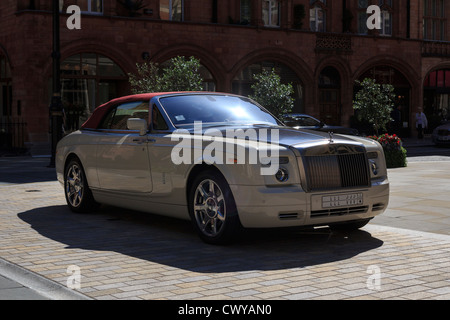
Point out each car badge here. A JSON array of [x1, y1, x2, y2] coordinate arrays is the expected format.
[[328, 132, 334, 143]]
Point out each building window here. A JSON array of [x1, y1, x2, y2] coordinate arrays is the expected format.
[[160, 0, 184, 21], [0, 55, 12, 117], [357, 0, 369, 34], [240, 0, 252, 25], [310, 0, 326, 32], [423, 0, 446, 40], [424, 70, 450, 122], [78, 0, 103, 14], [59, 53, 127, 133], [262, 0, 280, 27], [379, 0, 393, 36]]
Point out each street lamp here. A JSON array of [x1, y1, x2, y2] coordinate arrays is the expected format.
[[49, 0, 63, 168]]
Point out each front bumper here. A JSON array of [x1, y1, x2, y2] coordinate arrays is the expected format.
[[230, 180, 389, 228]]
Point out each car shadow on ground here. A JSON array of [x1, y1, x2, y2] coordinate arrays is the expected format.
[[18, 205, 383, 273]]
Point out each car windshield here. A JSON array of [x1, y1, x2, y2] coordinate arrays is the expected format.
[[159, 94, 282, 128]]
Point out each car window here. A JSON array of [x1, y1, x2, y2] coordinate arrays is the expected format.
[[99, 101, 149, 130], [151, 105, 168, 131], [283, 115, 320, 127], [297, 117, 319, 126]]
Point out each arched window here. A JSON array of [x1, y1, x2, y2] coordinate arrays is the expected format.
[[424, 69, 450, 122], [310, 0, 326, 32], [357, 66, 411, 135], [59, 53, 128, 132]]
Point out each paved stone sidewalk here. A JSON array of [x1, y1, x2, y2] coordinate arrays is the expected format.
[[0, 159, 449, 300]]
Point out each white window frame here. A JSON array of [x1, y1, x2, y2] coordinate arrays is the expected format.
[[80, 0, 103, 15], [379, 10, 392, 36], [310, 6, 326, 32], [263, 0, 280, 27], [161, 0, 184, 21]]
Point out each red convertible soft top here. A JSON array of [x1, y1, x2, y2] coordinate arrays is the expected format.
[[81, 92, 176, 130]]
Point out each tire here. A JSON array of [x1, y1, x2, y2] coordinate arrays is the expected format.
[[64, 158, 97, 213], [188, 170, 243, 245], [330, 218, 372, 232]]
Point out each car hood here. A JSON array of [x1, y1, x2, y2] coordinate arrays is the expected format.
[[182, 124, 373, 151]]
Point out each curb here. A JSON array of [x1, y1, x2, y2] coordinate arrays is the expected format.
[[0, 257, 92, 300], [365, 224, 450, 241]]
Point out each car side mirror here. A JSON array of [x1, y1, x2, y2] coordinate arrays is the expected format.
[[319, 121, 325, 128], [127, 118, 148, 136]]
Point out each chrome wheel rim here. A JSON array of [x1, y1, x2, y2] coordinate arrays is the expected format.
[[193, 179, 226, 237], [65, 163, 84, 208]]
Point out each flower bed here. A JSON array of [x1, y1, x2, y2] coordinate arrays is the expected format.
[[367, 134, 407, 168]]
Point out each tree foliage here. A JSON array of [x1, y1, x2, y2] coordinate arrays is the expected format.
[[128, 56, 204, 94], [249, 69, 294, 119], [353, 78, 395, 135]]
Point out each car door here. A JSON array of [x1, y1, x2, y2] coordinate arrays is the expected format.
[[95, 101, 153, 193]]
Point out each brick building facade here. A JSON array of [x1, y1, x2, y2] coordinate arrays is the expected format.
[[1, 0, 450, 154]]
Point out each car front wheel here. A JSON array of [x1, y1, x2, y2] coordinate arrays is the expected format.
[[188, 170, 243, 245]]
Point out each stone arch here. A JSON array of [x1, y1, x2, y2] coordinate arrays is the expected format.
[[353, 56, 418, 137], [422, 62, 450, 128], [230, 48, 314, 86], [352, 55, 417, 87]]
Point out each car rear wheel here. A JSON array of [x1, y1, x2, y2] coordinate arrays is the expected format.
[[64, 158, 97, 213], [189, 170, 243, 245]]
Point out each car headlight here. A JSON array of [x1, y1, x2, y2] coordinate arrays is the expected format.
[[275, 167, 289, 182], [369, 159, 378, 176]]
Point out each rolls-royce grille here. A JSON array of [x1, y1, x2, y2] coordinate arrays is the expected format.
[[304, 153, 370, 191]]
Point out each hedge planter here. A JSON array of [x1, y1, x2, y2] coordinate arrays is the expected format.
[[367, 134, 407, 168]]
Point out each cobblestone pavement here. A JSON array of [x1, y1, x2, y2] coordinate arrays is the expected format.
[[0, 157, 450, 300]]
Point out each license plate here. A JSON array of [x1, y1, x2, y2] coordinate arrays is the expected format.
[[322, 193, 363, 208]]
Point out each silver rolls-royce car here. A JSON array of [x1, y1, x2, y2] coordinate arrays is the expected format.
[[56, 92, 389, 244]]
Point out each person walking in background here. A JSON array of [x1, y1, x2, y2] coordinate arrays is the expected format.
[[415, 107, 428, 139]]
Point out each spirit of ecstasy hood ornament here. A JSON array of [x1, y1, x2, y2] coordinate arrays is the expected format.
[[328, 131, 334, 143]]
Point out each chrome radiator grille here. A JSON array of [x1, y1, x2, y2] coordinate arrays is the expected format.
[[304, 153, 370, 191]]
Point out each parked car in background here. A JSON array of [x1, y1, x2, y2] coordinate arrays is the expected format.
[[56, 92, 388, 244], [283, 113, 359, 136], [432, 122, 450, 145]]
